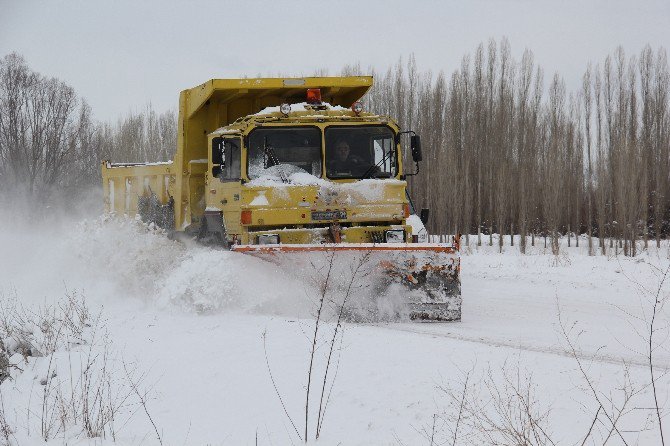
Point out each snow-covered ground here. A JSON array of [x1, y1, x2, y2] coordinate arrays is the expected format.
[[1, 216, 669, 445]]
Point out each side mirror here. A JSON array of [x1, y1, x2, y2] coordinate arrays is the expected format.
[[411, 135, 422, 162], [420, 208, 430, 225]]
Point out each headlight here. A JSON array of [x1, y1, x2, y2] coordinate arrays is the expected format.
[[258, 234, 280, 245], [385, 229, 404, 243], [280, 103, 291, 116]]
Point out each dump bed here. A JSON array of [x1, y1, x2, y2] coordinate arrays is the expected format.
[[102, 161, 174, 217]]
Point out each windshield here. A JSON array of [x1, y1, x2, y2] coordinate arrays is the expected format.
[[247, 127, 322, 180], [325, 126, 397, 179]]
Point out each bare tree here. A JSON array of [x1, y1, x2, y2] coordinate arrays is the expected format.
[[0, 53, 81, 200], [583, 65, 595, 255]]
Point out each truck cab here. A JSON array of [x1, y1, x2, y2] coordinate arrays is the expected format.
[[102, 77, 423, 247], [201, 96, 417, 247]]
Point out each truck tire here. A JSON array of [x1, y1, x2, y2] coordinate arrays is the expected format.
[[198, 214, 230, 249]]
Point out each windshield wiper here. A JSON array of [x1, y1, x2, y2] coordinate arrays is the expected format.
[[263, 137, 289, 183], [361, 149, 394, 179]]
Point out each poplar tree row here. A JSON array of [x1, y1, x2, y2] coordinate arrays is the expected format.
[[360, 40, 670, 255]]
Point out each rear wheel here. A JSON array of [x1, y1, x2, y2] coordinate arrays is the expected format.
[[197, 218, 230, 249]]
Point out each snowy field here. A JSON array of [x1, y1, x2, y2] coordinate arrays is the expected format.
[[1, 215, 670, 445]]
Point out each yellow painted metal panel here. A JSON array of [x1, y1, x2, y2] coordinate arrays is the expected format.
[[101, 161, 175, 218]]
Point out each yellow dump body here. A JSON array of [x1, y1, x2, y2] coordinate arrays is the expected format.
[[102, 162, 174, 221]]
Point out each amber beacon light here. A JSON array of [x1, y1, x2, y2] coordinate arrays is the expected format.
[[306, 88, 322, 104]]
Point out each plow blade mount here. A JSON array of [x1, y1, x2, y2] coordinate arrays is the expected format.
[[232, 243, 461, 322]]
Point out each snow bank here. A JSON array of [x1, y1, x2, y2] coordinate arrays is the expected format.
[[154, 247, 316, 316], [329, 178, 402, 201], [406, 214, 428, 242], [0, 214, 319, 317], [246, 167, 328, 187], [245, 177, 404, 207], [0, 213, 411, 321], [255, 101, 348, 115], [3, 210, 670, 445]]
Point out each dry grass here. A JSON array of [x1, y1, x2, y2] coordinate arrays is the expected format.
[[0, 290, 160, 442]]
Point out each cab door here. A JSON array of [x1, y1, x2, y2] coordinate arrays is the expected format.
[[211, 137, 242, 240]]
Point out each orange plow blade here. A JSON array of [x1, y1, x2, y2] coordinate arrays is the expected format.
[[232, 243, 461, 321]]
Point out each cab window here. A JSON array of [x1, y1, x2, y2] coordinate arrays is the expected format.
[[247, 127, 322, 180], [325, 126, 397, 179], [212, 137, 241, 181]]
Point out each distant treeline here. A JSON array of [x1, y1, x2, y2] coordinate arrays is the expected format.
[[356, 40, 670, 255], [1, 41, 669, 255], [0, 53, 176, 203]]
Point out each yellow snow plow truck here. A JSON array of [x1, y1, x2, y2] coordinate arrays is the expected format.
[[102, 77, 461, 321]]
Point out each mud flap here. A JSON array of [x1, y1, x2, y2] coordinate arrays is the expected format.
[[200, 210, 229, 247]]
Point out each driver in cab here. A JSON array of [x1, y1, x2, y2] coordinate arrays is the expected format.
[[327, 139, 364, 175]]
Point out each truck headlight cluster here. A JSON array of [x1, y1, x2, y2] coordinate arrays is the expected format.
[[280, 103, 291, 116], [258, 234, 280, 245], [385, 230, 405, 244]]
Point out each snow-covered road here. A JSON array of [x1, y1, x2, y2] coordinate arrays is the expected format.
[[2, 218, 669, 445]]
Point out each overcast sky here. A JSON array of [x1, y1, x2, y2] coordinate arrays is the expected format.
[[2, 0, 669, 121]]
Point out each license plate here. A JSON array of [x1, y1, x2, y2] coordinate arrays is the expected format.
[[311, 210, 346, 221]]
